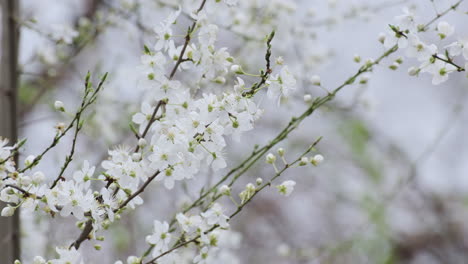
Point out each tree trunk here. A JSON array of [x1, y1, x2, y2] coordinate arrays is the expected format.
[[0, 0, 21, 262]]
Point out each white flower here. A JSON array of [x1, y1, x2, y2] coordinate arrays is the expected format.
[[73, 160, 95, 183], [266, 66, 297, 103], [167, 6, 182, 24], [421, 59, 457, 85], [277, 180, 296, 196], [153, 8, 181, 51], [445, 38, 468, 59], [154, 23, 173, 51], [303, 94, 312, 103], [132, 102, 155, 134], [156, 167, 185, 189], [176, 213, 203, 233], [198, 24, 219, 48], [146, 220, 171, 255], [51, 247, 84, 264], [100, 187, 118, 222], [32, 171, 45, 185], [437, 21, 454, 39], [56, 181, 94, 220], [405, 34, 437, 61], [204, 143, 227, 171], [395, 7, 416, 30], [383, 27, 408, 49], [201, 203, 229, 228], [193, 246, 214, 264], [141, 52, 167, 72], [50, 24, 78, 44]]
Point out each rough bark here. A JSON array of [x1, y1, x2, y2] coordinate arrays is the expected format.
[[0, 0, 21, 261]]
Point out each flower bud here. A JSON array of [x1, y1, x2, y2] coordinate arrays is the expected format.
[[378, 32, 386, 44], [309, 75, 321, 86], [19, 175, 32, 186], [32, 171, 45, 184], [364, 58, 374, 67], [33, 256, 46, 264], [213, 76, 226, 84], [219, 185, 231, 195], [256, 177, 263, 185], [24, 155, 36, 167], [246, 183, 256, 192], [138, 138, 147, 148], [359, 75, 370, 84], [231, 65, 244, 74], [408, 66, 420, 76], [303, 94, 312, 103], [275, 56, 284, 65], [132, 153, 142, 161], [266, 153, 276, 164], [417, 24, 425, 32], [1, 206, 15, 217], [299, 157, 309, 166], [127, 256, 141, 264], [277, 148, 285, 157], [389, 62, 399, 70], [353, 54, 361, 63], [54, 100, 65, 112], [311, 154, 324, 166]]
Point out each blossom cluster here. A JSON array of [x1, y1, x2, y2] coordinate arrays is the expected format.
[[130, 203, 232, 263], [381, 6, 467, 84], [7, 0, 465, 263], [1, 1, 302, 263]]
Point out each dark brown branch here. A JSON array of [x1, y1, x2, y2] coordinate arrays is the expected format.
[[242, 30, 275, 97], [69, 219, 93, 249], [135, 100, 165, 152], [168, 0, 207, 80], [116, 170, 161, 212]]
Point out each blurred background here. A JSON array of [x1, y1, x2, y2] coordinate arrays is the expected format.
[[2, 0, 468, 263]]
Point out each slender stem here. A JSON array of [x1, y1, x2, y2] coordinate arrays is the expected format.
[[145, 138, 322, 263], [116, 171, 160, 212], [432, 54, 465, 72], [168, 0, 207, 80], [135, 100, 165, 152]]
